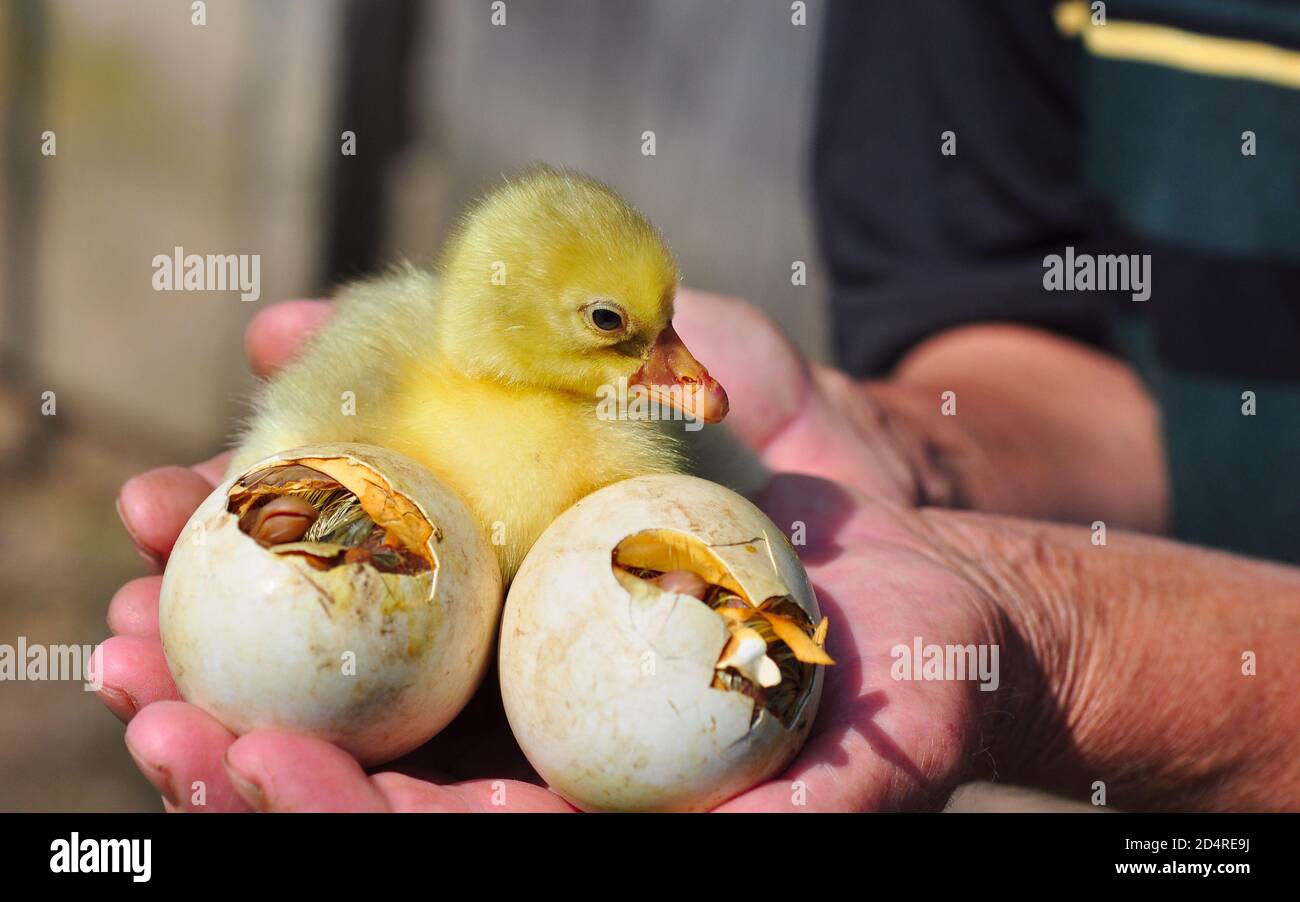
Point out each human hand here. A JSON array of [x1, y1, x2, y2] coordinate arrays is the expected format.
[[103, 299, 578, 811], [102, 292, 1017, 811], [672, 289, 949, 506]]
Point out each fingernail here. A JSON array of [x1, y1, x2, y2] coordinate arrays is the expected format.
[[224, 753, 270, 811], [98, 685, 139, 723], [125, 736, 179, 807], [116, 495, 164, 571]]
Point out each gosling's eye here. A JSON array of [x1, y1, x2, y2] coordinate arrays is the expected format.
[[587, 304, 626, 334]]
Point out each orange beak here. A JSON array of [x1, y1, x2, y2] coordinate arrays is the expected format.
[[628, 324, 729, 424]]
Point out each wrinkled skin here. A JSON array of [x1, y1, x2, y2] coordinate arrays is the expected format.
[[104, 290, 1007, 812]]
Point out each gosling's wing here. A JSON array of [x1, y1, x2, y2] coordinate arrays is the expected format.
[[230, 266, 441, 475]]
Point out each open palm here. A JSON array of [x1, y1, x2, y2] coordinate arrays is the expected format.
[[103, 290, 1003, 811]]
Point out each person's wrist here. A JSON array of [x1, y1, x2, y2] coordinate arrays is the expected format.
[[908, 508, 1091, 791], [909, 509, 1300, 810]]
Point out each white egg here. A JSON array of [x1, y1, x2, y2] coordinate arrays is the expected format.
[[499, 474, 831, 811], [159, 444, 502, 765]]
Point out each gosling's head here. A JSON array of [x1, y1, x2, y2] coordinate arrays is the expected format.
[[435, 166, 727, 423]]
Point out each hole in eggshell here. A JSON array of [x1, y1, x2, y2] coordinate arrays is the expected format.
[[611, 529, 831, 729], [227, 458, 435, 576]]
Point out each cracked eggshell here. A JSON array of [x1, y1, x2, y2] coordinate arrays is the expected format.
[[499, 473, 823, 811], [159, 443, 503, 766]]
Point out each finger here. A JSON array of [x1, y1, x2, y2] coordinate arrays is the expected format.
[[712, 778, 843, 813], [125, 701, 251, 812], [95, 635, 179, 722], [107, 576, 162, 636], [108, 456, 228, 641], [224, 731, 390, 812], [673, 288, 811, 451], [191, 452, 232, 486], [371, 773, 577, 813], [245, 300, 332, 378], [116, 466, 216, 571], [712, 746, 885, 813], [713, 715, 938, 814]]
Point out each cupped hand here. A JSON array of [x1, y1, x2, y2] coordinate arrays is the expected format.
[[672, 289, 943, 505], [104, 299, 575, 811], [714, 474, 1007, 810], [103, 291, 1011, 811]]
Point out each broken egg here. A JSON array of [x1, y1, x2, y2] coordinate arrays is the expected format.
[[499, 474, 832, 811], [159, 444, 502, 765]]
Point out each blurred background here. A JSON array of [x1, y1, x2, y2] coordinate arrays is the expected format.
[[0, 0, 828, 811]]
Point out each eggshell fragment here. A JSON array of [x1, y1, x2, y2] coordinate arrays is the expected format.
[[499, 474, 828, 811], [159, 444, 502, 765]]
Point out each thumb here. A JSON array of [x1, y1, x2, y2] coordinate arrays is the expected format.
[[245, 300, 333, 378], [672, 288, 812, 452], [224, 731, 391, 812]]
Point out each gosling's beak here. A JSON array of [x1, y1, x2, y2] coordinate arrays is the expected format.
[[628, 324, 729, 423]]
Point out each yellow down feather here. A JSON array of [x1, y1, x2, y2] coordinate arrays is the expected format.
[[231, 167, 687, 581]]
